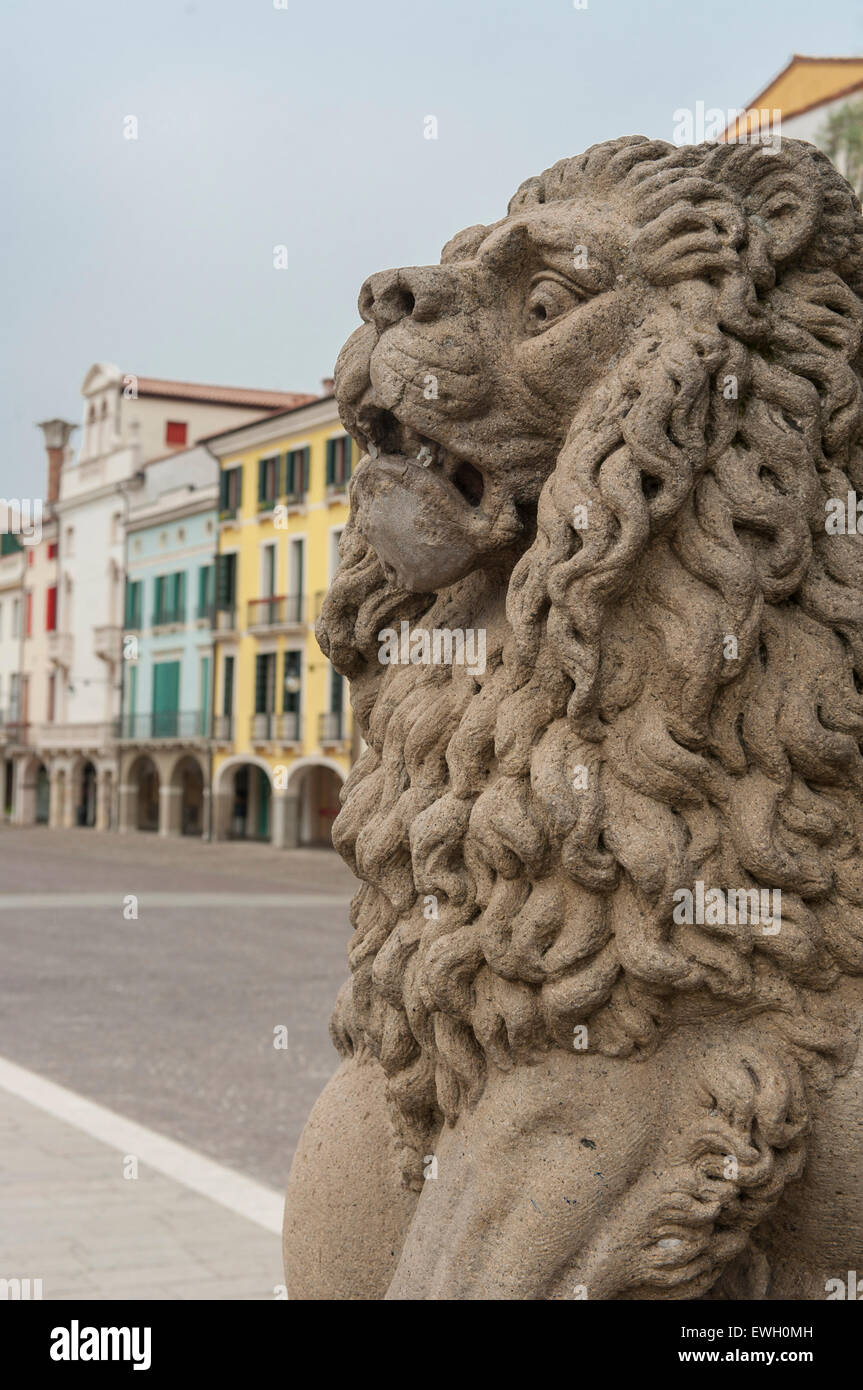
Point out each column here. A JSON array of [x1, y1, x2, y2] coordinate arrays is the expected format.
[[117, 782, 138, 833], [271, 791, 299, 849], [158, 783, 183, 837]]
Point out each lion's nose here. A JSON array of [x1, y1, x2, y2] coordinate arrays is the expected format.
[[358, 267, 454, 329]]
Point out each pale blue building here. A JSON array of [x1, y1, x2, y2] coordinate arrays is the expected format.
[[118, 444, 218, 835]]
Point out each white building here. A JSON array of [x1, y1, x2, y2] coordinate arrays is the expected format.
[[724, 55, 863, 191], [0, 534, 26, 817]]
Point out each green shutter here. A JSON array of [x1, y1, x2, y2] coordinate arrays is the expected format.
[[219, 470, 228, 512], [216, 554, 235, 608], [254, 653, 268, 714], [223, 655, 234, 716], [285, 451, 295, 497], [257, 459, 266, 502], [344, 437, 352, 480], [153, 660, 180, 735], [200, 655, 211, 735], [154, 576, 163, 624], [325, 439, 335, 486], [330, 663, 344, 715], [128, 664, 138, 721], [177, 571, 186, 621]]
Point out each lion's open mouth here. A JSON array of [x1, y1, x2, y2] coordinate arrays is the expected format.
[[357, 408, 486, 508]]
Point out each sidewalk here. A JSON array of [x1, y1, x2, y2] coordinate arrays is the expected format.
[[0, 1070, 284, 1301]]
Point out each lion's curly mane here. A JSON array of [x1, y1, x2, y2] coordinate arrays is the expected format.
[[319, 136, 863, 1195]]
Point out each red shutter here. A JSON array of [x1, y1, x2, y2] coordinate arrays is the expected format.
[[46, 586, 57, 632], [166, 420, 188, 445]]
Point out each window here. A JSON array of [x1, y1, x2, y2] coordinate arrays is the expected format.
[[219, 466, 242, 518], [284, 447, 309, 499], [255, 652, 277, 714], [152, 660, 180, 736], [45, 586, 57, 633], [48, 542, 58, 559], [153, 572, 185, 625], [197, 564, 214, 619], [215, 552, 237, 613], [330, 663, 344, 716], [261, 543, 276, 598], [222, 655, 235, 716], [12, 598, 20, 638], [25, 592, 32, 637], [124, 579, 142, 629], [283, 650, 301, 714], [325, 436, 353, 491], [257, 454, 280, 510], [47, 671, 56, 723], [199, 654, 211, 736], [165, 421, 188, 446]]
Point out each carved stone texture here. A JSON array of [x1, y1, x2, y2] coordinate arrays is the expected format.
[[283, 137, 863, 1300]]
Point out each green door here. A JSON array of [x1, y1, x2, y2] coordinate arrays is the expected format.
[[152, 661, 180, 737]]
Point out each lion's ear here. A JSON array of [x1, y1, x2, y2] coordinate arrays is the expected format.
[[742, 152, 821, 263]]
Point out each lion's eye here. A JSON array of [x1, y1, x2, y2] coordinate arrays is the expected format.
[[523, 278, 581, 334]]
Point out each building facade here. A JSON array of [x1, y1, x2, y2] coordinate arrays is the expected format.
[[0, 533, 26, 819], [206, 395, 355, 849], [723, 54, 863, 192], [116, 444, 219, 838], [7, 363, 314, 830]]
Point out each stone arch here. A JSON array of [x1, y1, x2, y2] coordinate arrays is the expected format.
[[72, 758, 98, 828], [127, 754, 160, 832], [286, 758, 346, 848], [169, 753, 206, 837], [14, 754, 50, 826], [213, 756, 272, 842]]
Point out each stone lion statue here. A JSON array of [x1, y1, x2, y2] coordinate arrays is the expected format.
[[284, 136, 863, 1300]]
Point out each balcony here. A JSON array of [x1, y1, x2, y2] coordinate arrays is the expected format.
[[249, 711, 301, 744], [94, 624, 122, 662], [247, 594, 306, 631], [213, 607, 237, 635], [212, 714, 233, 741], [38, 721, 115, 752], [46, 630, 73, 668], [319, 710, 347, 746], [115, 711, 211, 741], [0, 714, 27, 747]]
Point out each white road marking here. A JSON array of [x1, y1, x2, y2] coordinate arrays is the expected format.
[[0, 1056, 284, 1234], [0, 893, 349, 909]]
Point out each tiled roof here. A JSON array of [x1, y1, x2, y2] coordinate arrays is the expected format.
[[134, 377, 318, 411], [724, 55, 863, 141]]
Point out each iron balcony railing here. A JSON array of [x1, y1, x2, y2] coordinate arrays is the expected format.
[[115, 711, 211, 740], [250, 711, 301, 743], [247, 594, 306, 628], [319, 710, 345, 744]]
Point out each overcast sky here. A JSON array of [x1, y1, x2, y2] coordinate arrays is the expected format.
[[2, 0, 861, 499]]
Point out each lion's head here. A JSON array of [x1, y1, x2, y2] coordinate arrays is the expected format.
[[321, 136, 863, 1188]]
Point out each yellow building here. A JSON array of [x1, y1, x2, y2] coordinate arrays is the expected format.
[[723, 54, 863, 181], [204, 394, 355, 848]]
